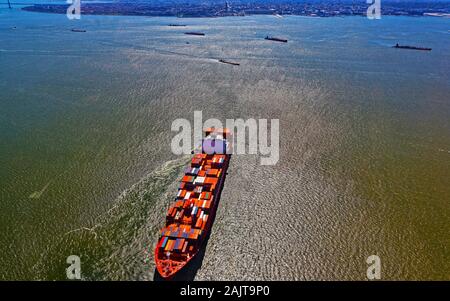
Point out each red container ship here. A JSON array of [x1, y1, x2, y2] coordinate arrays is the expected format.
[[154, 128, 231, 279]]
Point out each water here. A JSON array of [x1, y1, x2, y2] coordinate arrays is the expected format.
[[0, 8, 449, 280]]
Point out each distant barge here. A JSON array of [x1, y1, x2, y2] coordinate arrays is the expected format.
[[265, 36, 288, 43], [393, 43, 431, 51], [218, 59, 240, 66], [185, 32, 205, 36]]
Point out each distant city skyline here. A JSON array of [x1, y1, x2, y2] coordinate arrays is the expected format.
[[19, 0, 450, 17], [3, 0, 450, 3]]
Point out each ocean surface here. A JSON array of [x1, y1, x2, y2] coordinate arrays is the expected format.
[[0, 7, 449, 280]]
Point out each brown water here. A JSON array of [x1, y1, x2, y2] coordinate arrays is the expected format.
[[0, 9, 449, 280]]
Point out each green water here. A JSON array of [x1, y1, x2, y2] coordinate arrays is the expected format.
[[0, 8, 449, 280]]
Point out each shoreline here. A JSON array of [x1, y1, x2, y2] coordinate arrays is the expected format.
[[20, 3, 450, 19], [19, 8, 450, 20]]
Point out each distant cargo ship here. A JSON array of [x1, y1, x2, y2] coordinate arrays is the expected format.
[[393, 43, 431, 51], [154, 128, 231, 279], [265, 36, 288, 43], [168, 24, 187, 27], [218, 59, 240, 66], [71, 29, 86, 33], [184, 32, 205, 36]]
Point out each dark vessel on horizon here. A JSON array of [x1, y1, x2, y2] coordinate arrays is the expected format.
[[185, 32, 205, 36], [218, 59, 240, 66], [393, 43, 431, 51], [265, 36, 288, 43]]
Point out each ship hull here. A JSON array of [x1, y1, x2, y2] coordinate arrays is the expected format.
[[154, 141, 231, 279], [393, 44, 432, 51]]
